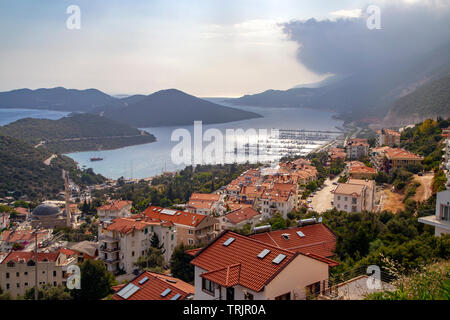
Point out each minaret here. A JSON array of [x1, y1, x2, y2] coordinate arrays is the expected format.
[[63, 170, 72, 228]]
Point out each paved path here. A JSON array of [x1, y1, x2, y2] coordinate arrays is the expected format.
[[311, 175, 340, 213], [43, 154, 57, 166]]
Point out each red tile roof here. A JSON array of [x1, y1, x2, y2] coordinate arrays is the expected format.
[[97, 200, 132, 211], [191, 231, 332, 292], [1, 248, 75, 264], [105, 218, 152, 234], [249, 224, 337, 259], [112, 271, 194, 300], [189, 193, 220, 202], [225, 207, 260, 225], [143, 206, 207, 227]]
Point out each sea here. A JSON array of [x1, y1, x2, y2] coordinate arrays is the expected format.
[[0, 103, 343, 180]]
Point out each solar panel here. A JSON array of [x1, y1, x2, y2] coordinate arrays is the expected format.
[[170, 293, 181, 300], [272, 254, 286, 264], [257, 249, 271, 259], [296, 231, 305, 237], [161, 288, 172, 297], [138, 276, 149, 285], [117, 283, 140, 299], [161, 209, 177, 215], [223, 237, 235, 246]]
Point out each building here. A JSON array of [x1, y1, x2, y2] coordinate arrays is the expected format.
[[187, 193, 222, 215], [97, 200, 132, 222], [99, 217, 176, 274], [376, 128, 401, 147], [112, 271, 194, 300], [190, 231, 337, 300], [248, 221, 337, 259], [346, 140, 369, 160], [220, 207, 262, 231], [371, 147, 423, 173], [346, 161, 377, 180], [68, 241, 99, 263], [0, 212, 10, 229], [347, 179, 375, 212], [333, 183, 367, 213], [1, 229, 52, 251], [12, 207, 29, 222], [260, 187, 296, 219], [30, 203, 80, 229], [418, 189, 450, 236], [0, 249, 77, 297], [142, 206, 219, 246]]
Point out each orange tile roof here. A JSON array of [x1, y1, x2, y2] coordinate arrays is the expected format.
[[105, 218, 152, 234], [98, 200, 132, 211], [1, 229, 48, 243], [384, 148, 423, 160], [191, 231, 298, 291], [143, 206, 207, 227], [225, 207, 260, 225], [190, 193, 220, 202], [14, 207, 29, 215], [349, 166, 377, 174], [333, 183, 365, 196], [1, 248, 74, 264], [112, 271, 194, 300], [249, 224, 337, 260], [186, 200, 213, 210]]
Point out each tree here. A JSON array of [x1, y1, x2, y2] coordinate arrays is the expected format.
[[170, 243, 196, 283], [72, 260, 116, 300], [135, 247, 165, 272], [150, 233, 165, 253], [0, 286, 12, 300], [24, 284, 72, 300]]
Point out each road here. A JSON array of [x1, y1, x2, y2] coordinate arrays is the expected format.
[[311, 175, 340, 213], [43, 154, 57, 165]]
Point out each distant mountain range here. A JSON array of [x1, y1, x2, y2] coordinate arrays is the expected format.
[[0, 88, 262, 127], [229, 42, 450, 125], [101, 89, 262, 127]]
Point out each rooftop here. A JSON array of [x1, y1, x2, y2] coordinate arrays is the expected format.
[[333, 183, 365, 196], [143, 206, 208, 227], [225, 207, 260, 225]]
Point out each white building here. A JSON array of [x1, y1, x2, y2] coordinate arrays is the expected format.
[[418, 189, 450, 236], [190, 231, 337, 300], [333, 183, 366, 213], [99, 217, 177, 274], [260, 190, 295, 219], [97, 200, 132, 222]]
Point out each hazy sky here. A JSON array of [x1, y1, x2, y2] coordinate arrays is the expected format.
[[0, 0, 447, 97]]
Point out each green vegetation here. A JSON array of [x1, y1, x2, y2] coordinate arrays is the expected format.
[[0, 133, 105, 200], [134, 247, 165, 273], [72, 260, 117, 300], [96, 163, 257, 210], [366, 261, 450, 300], [1, 113, 156, 153], [54, 223, 97, 242], [169, 244, 199, 283], [24, 284, 72, 300]]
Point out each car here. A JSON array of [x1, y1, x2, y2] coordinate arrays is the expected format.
[[333, 182, 338, 185], [418, 172, 423, 176], [307, 199, 312, 203]]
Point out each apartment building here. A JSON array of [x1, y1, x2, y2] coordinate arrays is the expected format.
[[186, 193, 222, 215], [0, 212, 9, 229], [332, 183, 367, 213], [347, 179, 375, 212], [142, 206, 219, 246], [346, 140, 369, 160], [97, 200, 132, 222], [1, 229, 52, 251], [0, 249, 77, 297], [346, 161, 377, 180], [190, 231, 336, 300], [99, 217, 177, 274], [418, 189, 450, 236], [377, 128, 401, 147], [112, 271, 194, 300], [371, 147, 423, 172], [260, 187, 296, 219]]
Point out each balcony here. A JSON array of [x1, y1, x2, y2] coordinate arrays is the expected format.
[[100, 245, 120, 253], [101, 237, 119, 244]]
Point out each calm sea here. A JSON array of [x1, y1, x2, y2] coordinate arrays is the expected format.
[[0, 104, 343, 179]]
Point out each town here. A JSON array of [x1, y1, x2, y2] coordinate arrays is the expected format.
[[1, 118, 448, 300]]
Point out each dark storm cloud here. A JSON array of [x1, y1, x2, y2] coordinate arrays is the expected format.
[[282, 3, 450, 75]]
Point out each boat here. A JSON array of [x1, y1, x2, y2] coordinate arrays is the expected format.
[[90, 157, 104, 162]]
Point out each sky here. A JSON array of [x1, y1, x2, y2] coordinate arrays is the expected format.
[[0, 0, 448, 97]]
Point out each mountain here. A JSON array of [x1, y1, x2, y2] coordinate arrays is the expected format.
[[383, 74, 450, 126], [0, 87, 114, 112], [229, 42, 450, 123], [0, 113, 156, 153], [101, 89, 262, 127], [0, 133, 105, 200]]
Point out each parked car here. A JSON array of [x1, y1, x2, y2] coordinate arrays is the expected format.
[[333, 182, 338, 185], [418, 172, 423, 176]]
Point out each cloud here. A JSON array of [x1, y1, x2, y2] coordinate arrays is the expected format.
[[282, 1, 450, 75], [329, 9, 362, 19]]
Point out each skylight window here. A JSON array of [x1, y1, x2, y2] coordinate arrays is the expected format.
[[281, 233, 290, 240], [223, 237, 235, 246], [170, 293, 181, 300], [296, 231, 305, 237], [272, 254, 286, 264], [138, 276, 149, 285], [117, 283, 140, 299], [161, 288, 172, 297], [257, 249, 271, 259]]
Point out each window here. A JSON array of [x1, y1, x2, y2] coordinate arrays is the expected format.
[[344, 205, 347, 210], [344, 197, 348, 201], [7, 261, 15, 268], [16, 272, 19, 277], [244, 292, 254, 300], [188, 230, 194, 235], [131, 251, 135, 257], [6, 273, 9, 279], [275, 292, 291, 300], [306, 281, 321, 299], [25, 282, 28, 286], [144, 228, 148, 234], [54, 282, 57, 286], [337, 196, 341, 201], [42, 271, 45, 274], [188, 239, 194, 245], [352, 206, 357, 212], [16, 283, 20, 288], [6, 284, 9, 290], [24, 272, 28, 276], [441, 205, 450, 222], [53, 271, 57, 277], [352, 198, 357, 204], [337, 204, 340, 209], [171, 234, 174, 241], [202, 278, 215, 294]]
